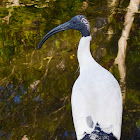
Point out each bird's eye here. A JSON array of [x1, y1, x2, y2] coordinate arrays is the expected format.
[[73, 21, 76, 24]]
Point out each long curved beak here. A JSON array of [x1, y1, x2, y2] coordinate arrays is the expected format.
[[38, 21, 71, 49]]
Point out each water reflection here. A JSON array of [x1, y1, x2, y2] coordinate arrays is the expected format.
[[0, 0, 140, 140]]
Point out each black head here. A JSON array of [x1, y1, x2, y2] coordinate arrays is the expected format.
[[38, 15, 90, 49], [68, 15, 90, 36]]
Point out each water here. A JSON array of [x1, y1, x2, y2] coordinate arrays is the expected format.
[[0, 0, 140, 140]]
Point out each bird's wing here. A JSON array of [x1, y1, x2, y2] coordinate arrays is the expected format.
[[71, 68, 122, 140]]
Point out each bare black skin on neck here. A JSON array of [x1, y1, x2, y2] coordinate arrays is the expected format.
[[69, 15, 90, 37], [38, 15, 91, 49]]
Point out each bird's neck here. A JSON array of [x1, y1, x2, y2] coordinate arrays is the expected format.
[[77, 36, 95, 70]]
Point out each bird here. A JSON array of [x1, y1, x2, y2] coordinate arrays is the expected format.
[[38, 15, 122, 140]]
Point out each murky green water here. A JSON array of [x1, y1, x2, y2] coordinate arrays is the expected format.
[[0, 0, 140, 140]]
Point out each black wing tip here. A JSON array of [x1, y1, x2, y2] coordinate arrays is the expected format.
[[81, 123, 118, 140]]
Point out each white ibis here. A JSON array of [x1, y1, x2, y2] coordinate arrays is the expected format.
[[38, 15, 122, 140]]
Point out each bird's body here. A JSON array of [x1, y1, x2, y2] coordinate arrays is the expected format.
[[38, 15, 122, 140], [71, 36, 122, 140]]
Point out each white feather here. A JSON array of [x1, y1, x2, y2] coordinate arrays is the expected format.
[[71, 36, 122, 140]]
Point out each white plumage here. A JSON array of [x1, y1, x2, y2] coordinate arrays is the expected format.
[[71, 36, 122, 140], [38, 15, 123, 140]]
